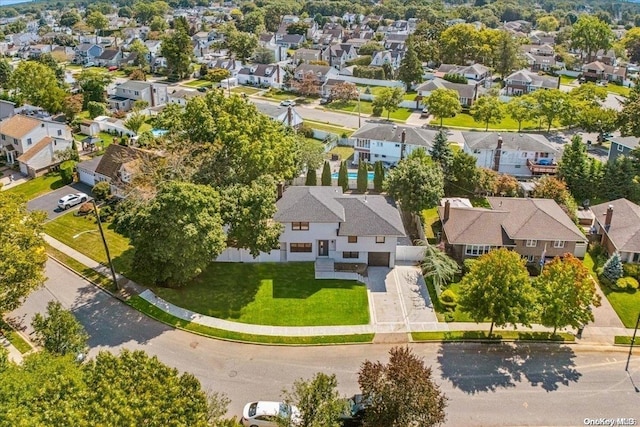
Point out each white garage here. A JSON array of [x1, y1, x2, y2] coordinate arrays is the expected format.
[[77, 156, 102, 187]]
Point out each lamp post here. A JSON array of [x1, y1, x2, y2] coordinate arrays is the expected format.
[[91, 200, 119, 291]]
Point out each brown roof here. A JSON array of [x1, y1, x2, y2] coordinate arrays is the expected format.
[[592, 198, 640, 253], [0, 115, 41, 139], [439, 207, 514, 246], [95, 144, 140, 180], [16, 137, 52, 163]]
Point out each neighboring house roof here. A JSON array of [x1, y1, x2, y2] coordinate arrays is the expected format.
[[237, 64, 279, 78], [277, 34, 304, 44], [97, 49, 119, 60], [170, 89, 202, 100], [77, 155, 102, 173], [275, 186, 405, 236], [506, 69, 558, 89], [592, 198, 640, 253], [0, 114, 40, 139], [295, 63, 333, 77], [259, 33, 274, 43], [16, 136, 53, 163], [117, 80, 150, 91], [351, 123, 437, 149], [462, 132, 560, 154], [608, 136, 639, 150], [95, 144, 140, 180], [254, 102, 296, 120], [437, 63, 488, 77], [439, 206, 514, 246], [582, 60, 626, 77], [415, 77, 476, 100]]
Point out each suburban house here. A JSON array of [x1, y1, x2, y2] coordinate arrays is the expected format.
[[107, 81, 169, 111], [520, 44, 556, 72], [462, 132, 560, 177], [351, 123, 437, 165], [167, 89, 203, 106], [607, 135, 638, 162], [416, 78, 477, 107], [370, 50, 402, 70], [236, 64, 283, 88], [438, 197, 588, 262], [435, 63, 490, 82], [95, 49, 122, 67], [326, 44, 357, 69], [74, 43, 104, 64], [504, 69, 559, 95], [274, 186, 406, 267], [294, 48, 323, 64], [275, 33, 305, 49], [293, 64, 339, 84], [0, 114, 73, 177], [76, 155, 103, 188], [254, 102, 303, 128], [581, 61, 627, 83], [88, 144, 145, 197], [591, 199, 640, 263]]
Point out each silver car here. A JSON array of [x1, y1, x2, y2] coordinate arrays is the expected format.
[[57, 192, 88, 210]]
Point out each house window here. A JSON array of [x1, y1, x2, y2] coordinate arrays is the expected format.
[[1, 135, 4, 140], [57, 129, 62, 136], [473, 149, 480, 154], [290, 243, 312, 253], [343, 251, 359, 259], [26, 138, 32, 145], [376, 236, 385, 243], [134, 91, 139, 96], [526, 240, 538, 247], [553, 240, 565, 248], [521, 152, 528, 158], [395, 144, 400, 147], [292, 222, 309, 231], [13, 138, 17, 144], [617, 144, 624, 152], [524, 254, 535, 263], [465, 245, 492, 256], [348, 236, 358, 243]]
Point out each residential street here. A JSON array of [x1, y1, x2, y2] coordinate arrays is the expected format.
[[8, 260, 640, 426]]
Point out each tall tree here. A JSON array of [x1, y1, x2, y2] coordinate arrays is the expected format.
[[373, 161, 384, 192], [570, 15, 614, 61], [31, 301, 88, 356], [253, 47, 275, 64], [536, 15, 559, 32], [357, 161, 368, 192], [321, 161, 331, 186], [224, 29, 258, 64], [329, 82, 359, 103], [445, 151, 478, 196], [532, 89, 573, 132], [458, 248, 537, 337], [77, 69, 113, 108], [385, 150, 444, 214], [124, 111, 146, 135], [11, 61, 66, 113], [114, 182, 226, 286], [599, 156, 640, 202], [294, 72, 321, 97], [493, 30, 521, 78], [419, 242, 460, 291], [338, 160, 348, 192], [0, 192, 47, 314], [358, 346, 447, 427], [128, 38, 150, 68], [508, 95, 535, 132], [425, 88, 461, 128], [397, 37, 423, 90], [372, 87, 404, 120], [494, 174, 519, 197], [470, 96, 505, 131], [305, 167, 317, 185], [618, 85, 640, 137], [558, 135, 593, 203], [160, 16, 194, 80], [0, 59, 12, 88], [85, 11, 108, 43], [439, 23, 480, 64], [280, 373, 347, 427], [429, 130, 453, 174], [536, 254, 601, 335]]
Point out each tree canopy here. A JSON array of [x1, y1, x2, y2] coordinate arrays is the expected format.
[[31, 301, 88, 357], [425, 88, 461, 127], [281, 372, 347, 427]]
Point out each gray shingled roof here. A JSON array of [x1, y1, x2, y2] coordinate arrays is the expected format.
[[608, 136, 639, 150], [337, 196, 405, 236], [275, 186, 345, 223], [592, 198, 640, 253], [254, 102, 290, 119], [462, 132, 560, 154], [415, 78, 476, 99], [118, 80, 151, 91], [351, 123, 437, 148]]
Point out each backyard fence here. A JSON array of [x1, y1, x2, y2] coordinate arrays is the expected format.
[[396, 245, 426, 262], [216, 248, 280, 262]]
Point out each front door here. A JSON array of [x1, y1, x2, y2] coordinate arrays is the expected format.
[[318, 240, 329, 257]]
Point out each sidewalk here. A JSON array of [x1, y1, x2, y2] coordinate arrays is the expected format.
[[44, 234, 638, 344], [0, 335, 23, 364]]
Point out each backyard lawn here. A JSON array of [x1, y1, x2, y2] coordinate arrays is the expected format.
[[306, 120, 355, 136], [4, 173, 64, 200], [436, 112, 555, 131], [559, 75, 576, 85], [325, 100, 413, 121], [151, 262, 370, 326], [357, 85, 418, 102], [75, 131, 119, 149], [605, 84, 630, 97], [261, 90, 305, 102], [327, 146, 354, 161], [421, 207, 441, 243]]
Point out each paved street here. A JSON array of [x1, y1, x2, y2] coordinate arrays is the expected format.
[[27, 182, 93, 220], [8, 259, 640, 426]]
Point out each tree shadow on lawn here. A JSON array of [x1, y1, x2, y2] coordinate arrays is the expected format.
[[437, 341, 581, 394]]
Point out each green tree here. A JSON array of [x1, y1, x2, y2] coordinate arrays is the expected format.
[[0, 192, 47, 314], [446, 151, 478, 196], [602, 252, 624, 282], [569, 82, 608, 106], [62, 94, 83, 122], [558, 135, 592, 203], [419, 242, 460, 291], [281, 373, 347, 427], [92, 181, 111, 201], [0, 59, 12, 88], [59, 10, 81, 27], [372, 87, 404, 120], [532, 89, 573, 132], [599, 156, 640, 202], [429, 130, 453, 174], [357, 161, 368, 192], [385, 150, 444, 214], [531, 175, 578, 221], [253, 47, 275, 64], [536, 254, 601, 335], [115, 182, 226, 286], [85, 11, 108, 43], [358, 41, 385, 56], [87, 101, 107, 119], [129, 38, 150, 68], [425, 88, 461, 127], [149, 15, 168, 32], [296, 137, 324, 174], [160, 16, 194, 80], [439, 23, 480, 64], [305, 167, 317, 185], [338, 160, 348, 192], [11, 61, 66, 113], [206, 68, 231, 82], [397, 38, 423, 90], [470, 96, 505, 131], [224, 27, 258, 64], [571, 15, 614, 61], [77, 69, 113, 108], [358, 346, 447, 427], [493, 30, 521, 78], [124, 111, 146, 135], [373, 161, 384, 192], [31, 301, 88, 356], [537, 15, 559, 32], [508, 95, 535, 132], [458, 248, 537, 337], [618, 85, 640, 137], [321, 161, 331, 186]]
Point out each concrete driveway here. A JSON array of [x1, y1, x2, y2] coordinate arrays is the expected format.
[[27, 182, 93, 221]]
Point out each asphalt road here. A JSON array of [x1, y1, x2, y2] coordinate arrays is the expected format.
[[27, 182, 93, 220], [9, 260, 640, 426]]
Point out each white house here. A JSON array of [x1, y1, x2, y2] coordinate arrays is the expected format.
[[0, 114, 73, 177], [236, 64, 283, 88], [167, 89, 203, 106], [254, 102, 304, 128], [107, 81, 168, 111], [350, 123, 437, 165], [462, 132, 560, 177], [274, 186, 406, 267]]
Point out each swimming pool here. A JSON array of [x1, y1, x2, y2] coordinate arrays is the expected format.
[[330, 171, 375, 180], [151, 128, 168, 137]]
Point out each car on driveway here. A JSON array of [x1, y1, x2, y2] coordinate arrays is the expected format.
[[57, 192, 89, 210], [280, 100, 296, 107], [241, 401, 300, 427], [338, 394, 368, 427]]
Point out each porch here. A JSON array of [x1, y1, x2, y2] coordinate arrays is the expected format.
[[315, 258, 367, 283], [527, 158, 558, 175]]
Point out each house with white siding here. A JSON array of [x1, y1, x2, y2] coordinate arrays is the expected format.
[[350, 123, 437, 165]]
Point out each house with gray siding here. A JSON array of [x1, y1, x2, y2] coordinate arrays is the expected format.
[[607, 136, 638, 162]]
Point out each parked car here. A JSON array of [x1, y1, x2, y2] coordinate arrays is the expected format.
[[280, 100, 296, 107], [319, 97, 331, 105], [420, 107, 430, 118], [338, 394, 368, 427], [241, 401, 300, 427], [58, 193, 89, 210], [107, 65, 118, 71], [83, 62, 95, 68]]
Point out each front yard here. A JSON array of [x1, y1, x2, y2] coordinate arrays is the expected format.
[[4, 172, 64, 200], [325, 100, 413, 121], [230, 86, 263, 95], [605, 84, 631, 97], [182, 79, 213, 88], [435, 112, 554, 131]]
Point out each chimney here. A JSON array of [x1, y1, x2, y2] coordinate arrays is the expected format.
[[493, 134, 503, 172], [604, 204, 613, 230], [443, 200, 450, 222], [277, 182, 284, 200], [400, 129, 406, 161]]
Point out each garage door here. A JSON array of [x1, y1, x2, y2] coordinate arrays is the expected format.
[[368, 252, 390, 267], [78, 169, 95, 187]]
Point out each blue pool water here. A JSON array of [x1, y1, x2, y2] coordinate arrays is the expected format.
[[151, 129, 168, 137], [331, 171, 375, 180]]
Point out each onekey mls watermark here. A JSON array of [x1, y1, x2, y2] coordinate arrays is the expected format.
[[583, 419, 637, 426]]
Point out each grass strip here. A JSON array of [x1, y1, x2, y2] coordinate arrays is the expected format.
[[0, 319, 32, 354], [45, 244, 117, 293], [128, 296, 373, 345], [614, 336, 637, 345], [412, 331, 575, 342]]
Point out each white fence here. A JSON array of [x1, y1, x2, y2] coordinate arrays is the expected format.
[[216, 248, 280, 262], [396, 245, 426, 262]]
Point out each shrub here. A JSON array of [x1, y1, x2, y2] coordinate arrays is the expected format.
[[59, 160, 76, 184], [92, 181, 111, 201], [615, 277, 639, 291], [602, 252, 624, 282], [623, 263, 640, 281], [87, 101, 107, 119], [298, 124, 314, 138], [99, 204, 115, 222], [112, 110, 127, 119], [77, 202, 93, 216], [440, 289, 458, 311], [463, 258, 476, 274], [444, 313, 455, 322]]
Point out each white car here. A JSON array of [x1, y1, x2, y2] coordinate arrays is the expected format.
[[57, 192, 89, 210], [241, 401, 300, 427], [280, 100, 296, 107]]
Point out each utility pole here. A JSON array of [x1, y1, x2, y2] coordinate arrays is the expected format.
[[625, 312, 640, 371], [91, 200, 119, 291], [358, 88, 361, 128]]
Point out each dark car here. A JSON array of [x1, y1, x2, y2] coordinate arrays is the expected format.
[[197, 87, 208, 93], [338, 394, 368, 427], [319, 97, 331, 105]]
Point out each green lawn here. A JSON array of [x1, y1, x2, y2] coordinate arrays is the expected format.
[[4, 172, 64, 200], [436, 112, 555, 131], [43, 212, 134, 278], [361, 86, 418, 102], [75, 131, 119, 150], [183, 79, 213, 88], [261, 90, 306, 102], [327, 146, 354, 161], [412, 331, 574, 342], [325, 100, 413, 121], [231, 86, 263, 95], [151, 262, 369, 327], [559, 75, 576, 85], [0, 319, 32, 354], [605, 84, 630, 97], [306, 120, 354, 136], [421, 207, 441, 243]]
